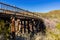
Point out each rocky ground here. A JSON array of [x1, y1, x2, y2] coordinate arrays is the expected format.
[[36, 18, 60, 40]]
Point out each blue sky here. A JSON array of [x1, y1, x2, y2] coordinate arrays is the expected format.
[[0, 0, 60, 12]]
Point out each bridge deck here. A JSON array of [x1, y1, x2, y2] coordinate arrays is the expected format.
[[0, 8, 40, 19], [0, 2, 40, 19]]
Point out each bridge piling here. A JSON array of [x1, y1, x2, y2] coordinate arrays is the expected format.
[[10, 17, 15, 40]]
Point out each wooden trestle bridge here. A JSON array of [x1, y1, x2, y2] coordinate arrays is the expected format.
[[0, 2, 46, 40]]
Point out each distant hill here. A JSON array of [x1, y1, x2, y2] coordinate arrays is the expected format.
[[35, 10, 60, 19]]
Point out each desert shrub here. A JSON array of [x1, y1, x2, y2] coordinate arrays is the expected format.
[[0, 20, 10, 40], [56, 23, 60, 30]]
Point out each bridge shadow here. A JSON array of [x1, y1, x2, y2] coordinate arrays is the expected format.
[[9, 34, 27, 40], [32, 19, 46, 35], [15, 36, 27, 40]]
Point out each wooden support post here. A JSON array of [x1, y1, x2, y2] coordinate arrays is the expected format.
[[27, 20, 30, 33], [20, 21, 22, 33], [31, 19, 34, 35], [24, 20, 26, 33], [33, 21, 36, 34], [34, 20, 37, 34], [15, 19, 21, 35], [19, 20, 21, 33], [25, 21, 28, 33], [17, 19, 21, 36], [38, 20, 41, 32], [37, 20, 40, 32], [10, 17, 15, 40], [11, 17, 15, 33], [29, 23, 32, 32], [22, 21, 24, 34], [35, 20, 38, 33], [15, 19, 18, 35], [21, 21, 24, 34]]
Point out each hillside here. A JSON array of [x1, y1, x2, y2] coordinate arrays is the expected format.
[[39, 10, 60, 19], [35, 10, 60, 40]]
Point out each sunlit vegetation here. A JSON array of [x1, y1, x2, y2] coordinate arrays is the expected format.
[[45, 26, 60, 40], [0, 20, 10, 40], [56, 23, 60, 30]]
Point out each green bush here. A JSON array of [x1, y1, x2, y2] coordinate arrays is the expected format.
[[56, 23, 60, 30], [0, 20, 10, 40]]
